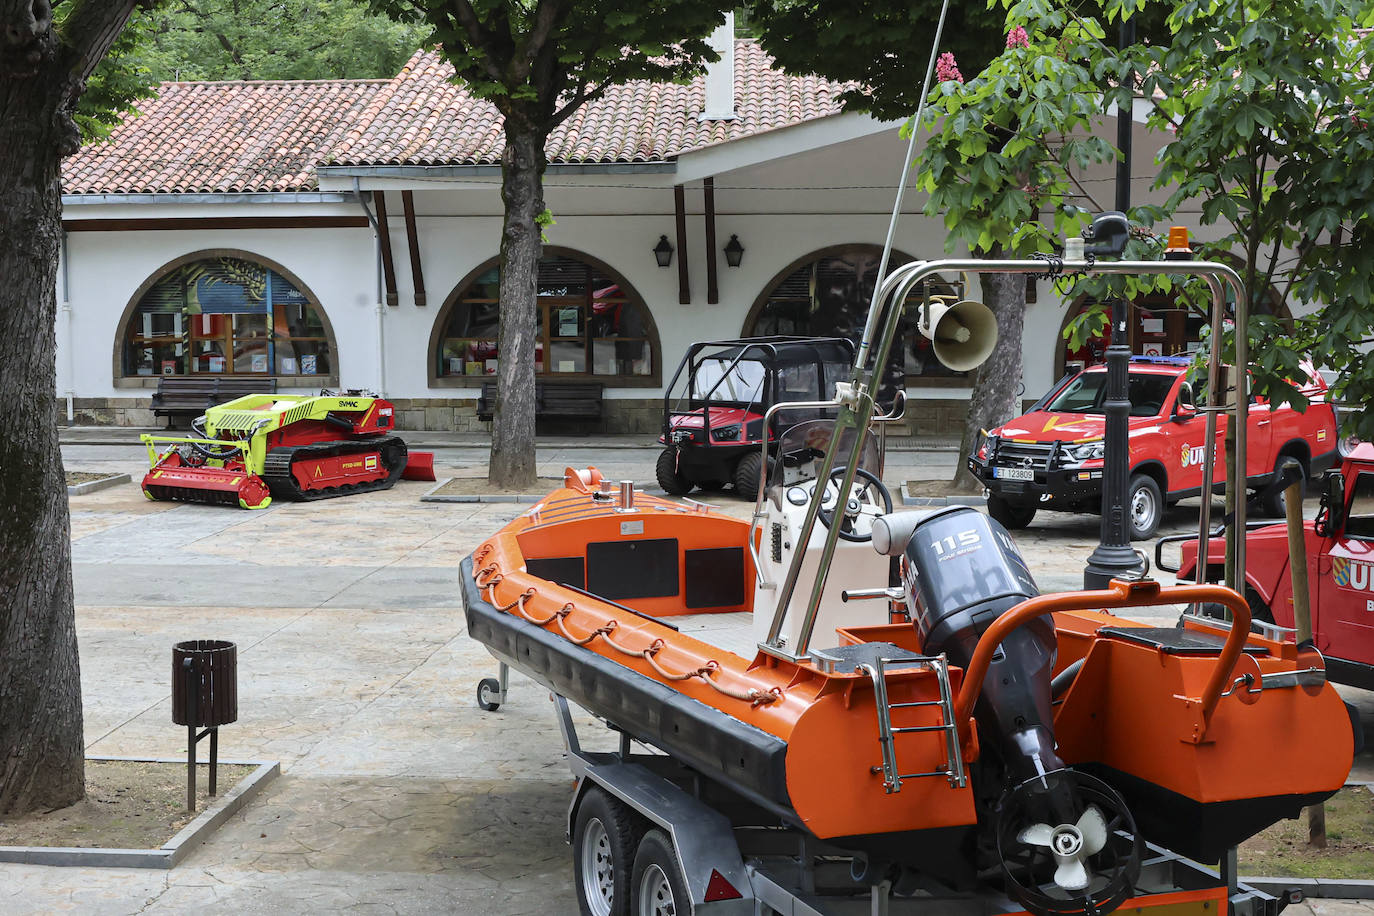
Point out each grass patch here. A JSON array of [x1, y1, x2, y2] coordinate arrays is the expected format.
[[1239, 786, 1374, 879], [65, 471, 118, 486]]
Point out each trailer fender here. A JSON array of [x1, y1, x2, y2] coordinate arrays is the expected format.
[[569, 761, 754, 914]]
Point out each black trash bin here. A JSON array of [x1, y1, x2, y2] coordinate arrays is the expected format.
[[172, 639, 237, 809]]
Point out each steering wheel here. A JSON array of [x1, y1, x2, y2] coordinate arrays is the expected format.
[[817, 467, 893, 542]]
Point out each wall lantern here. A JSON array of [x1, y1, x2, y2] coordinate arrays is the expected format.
[[723, 234, 745, 268], [654, 235, 674, 268]]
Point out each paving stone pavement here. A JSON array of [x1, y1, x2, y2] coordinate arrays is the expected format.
[[0, 436, 1364, 914]]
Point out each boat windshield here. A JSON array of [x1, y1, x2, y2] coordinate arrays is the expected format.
[[768, 419, 880, 494]]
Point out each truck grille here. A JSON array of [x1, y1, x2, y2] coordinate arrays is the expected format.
[[993, 441, 1053, 471]]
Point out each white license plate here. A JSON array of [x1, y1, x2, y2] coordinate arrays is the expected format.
[[994, 467, 1035, 481]]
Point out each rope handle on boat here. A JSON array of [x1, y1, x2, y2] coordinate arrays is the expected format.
[[476, 564, 781, 707]]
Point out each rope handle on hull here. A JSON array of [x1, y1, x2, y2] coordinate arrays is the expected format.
[[476, 562, 780, 708]]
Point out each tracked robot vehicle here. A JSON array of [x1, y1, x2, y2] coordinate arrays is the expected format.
[[141, 393, 409, 509], [462, 245, 1358, 916]]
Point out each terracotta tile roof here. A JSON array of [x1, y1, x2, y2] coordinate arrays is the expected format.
[[63, 80, 385, 194], [330, 41, 848, 166], [63, 41, 849, 194]]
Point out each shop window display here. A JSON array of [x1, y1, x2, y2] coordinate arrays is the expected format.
[[122, 257, 332, 379]]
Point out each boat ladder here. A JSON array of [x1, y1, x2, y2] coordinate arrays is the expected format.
[[860, 653, 966, 793]]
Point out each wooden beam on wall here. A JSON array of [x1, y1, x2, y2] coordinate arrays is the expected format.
[[372, 190, 399, 307], [401, 190, 427, 306], [703, 178, 719, 305], [674, 184, 690, 305]]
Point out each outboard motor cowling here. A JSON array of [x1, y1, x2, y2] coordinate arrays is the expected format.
[[900, 507, 1060, 780]]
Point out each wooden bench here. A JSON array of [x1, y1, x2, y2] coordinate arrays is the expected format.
[[476, 380, 604, 424], [151, 377, 277, 428]]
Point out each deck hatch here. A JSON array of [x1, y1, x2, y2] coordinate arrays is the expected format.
[[526, 556, 585, 590], [587, 538, 679, 600], [684, 547, 746, 609]]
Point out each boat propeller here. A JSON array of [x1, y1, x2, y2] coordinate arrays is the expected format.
[[995, 770, 1141, 916]]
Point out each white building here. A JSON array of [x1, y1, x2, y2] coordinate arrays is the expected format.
[[58, 26, 1202, 435]]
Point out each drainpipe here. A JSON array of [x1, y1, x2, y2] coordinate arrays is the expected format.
[[354, 178, 387, 396], [60, 230, 74, 421]]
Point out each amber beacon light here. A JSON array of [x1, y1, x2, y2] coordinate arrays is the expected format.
[[1163, 226, 1193, 261]]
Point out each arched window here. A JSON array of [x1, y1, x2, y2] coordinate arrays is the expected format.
[[434, 251, 656, 382], [745, 245, 963, 393], [121, 255, 334, 379]]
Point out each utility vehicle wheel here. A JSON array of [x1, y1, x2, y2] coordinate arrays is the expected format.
[[655, 449, 692, 496], [575, 787, 641, 916], [476, 678, 501, 712], [1259, 456, 1305, 519], [1127, 474, 1163, 541], [632, 830, 690, 916], [733, 452, 770, 501], [987, 495, 1036, 529]]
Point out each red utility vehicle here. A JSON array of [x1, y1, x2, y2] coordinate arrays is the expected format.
[[967, 356, 1339, 539], [656, 337, 854, 499], [1173, 440, 1374, 687]]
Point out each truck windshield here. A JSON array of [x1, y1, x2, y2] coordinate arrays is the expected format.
[[1348, 474, 1374, 540], [1045, 372, 1177, 418]]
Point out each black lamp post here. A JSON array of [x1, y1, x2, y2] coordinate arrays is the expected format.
[[723, 234, 744, 268], [1083, 16, 1140, 590], [654, 235, 673, 268]]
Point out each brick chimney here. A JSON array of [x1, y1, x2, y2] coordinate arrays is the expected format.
[[699, 13, 736, 121]]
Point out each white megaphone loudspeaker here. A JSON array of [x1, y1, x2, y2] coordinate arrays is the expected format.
[[919, 296, 998, 372]]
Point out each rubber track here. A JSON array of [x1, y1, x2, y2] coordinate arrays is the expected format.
[[261, 435, 408, 501]]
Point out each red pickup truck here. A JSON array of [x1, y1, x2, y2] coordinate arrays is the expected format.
[[1174, 441, 1374, 687], [967, 356, 1339, 539]]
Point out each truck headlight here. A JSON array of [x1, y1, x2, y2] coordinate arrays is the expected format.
[[1063, 440, 1105, 464], [976, 432, 996, 461]]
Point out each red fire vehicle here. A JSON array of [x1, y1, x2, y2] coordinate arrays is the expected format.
[[967, 356, 1339, 539], [1173, 440, 1374, 687]]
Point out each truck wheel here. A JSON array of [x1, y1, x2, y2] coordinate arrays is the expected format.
[[631, 830, 690, 916], [655, 448, 692, 496], [734, 452, 772, 501], [1259, 457, 1305, 519], [575, 787, 640, 916], [1127, 474, 1163, 540], [987, 495, 1036, 529]]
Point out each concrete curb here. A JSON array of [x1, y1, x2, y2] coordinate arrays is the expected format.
[[0, 756, 279, 869], [1241, 877, 1374, 901], [67, 473, 131, 497], [419, 477, 558, 504], [900, 484, 986, 507]]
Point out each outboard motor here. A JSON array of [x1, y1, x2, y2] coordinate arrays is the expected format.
[[874, 508, 1141, 916]]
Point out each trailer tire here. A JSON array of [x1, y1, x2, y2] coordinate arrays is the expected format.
[[656, 449, 692, 496], [632, 830, 691, 916], [575, 787, 640, 916]]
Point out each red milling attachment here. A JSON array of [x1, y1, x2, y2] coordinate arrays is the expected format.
[[142, 452, 272, 509]]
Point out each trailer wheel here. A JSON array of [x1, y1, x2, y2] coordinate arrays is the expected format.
[[476, 678, 502, 712], [575, 787, 640, 916], [632, 830, 690, 916], [656, 449, 692, 496]]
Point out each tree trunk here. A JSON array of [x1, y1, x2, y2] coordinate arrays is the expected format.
[[0, 64, 85, 815], [952, 264, 1026, 492], [488, 128, 547, 489]]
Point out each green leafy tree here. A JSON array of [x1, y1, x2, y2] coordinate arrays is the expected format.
[[1, 0, 151, 817], [1130, 0, 1374, 440], [370, 0, 734, 488], [130, 0, 427, 82]]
